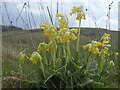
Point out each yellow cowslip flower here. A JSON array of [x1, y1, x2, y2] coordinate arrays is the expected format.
[[92, 48, 100, 55], [63, 31, 71, 43], [29, 52, 42, 64], [83, 45, 87, 49], [83, 41, 101, 56], [59, 23, 65, 28], [71, 28, 78, 33], [70, 6, 86, 20], [84, 43, 92, 51], [40, 22, 58, 40], [37, 42, 48, 52], [72, 36, 77, 40], [96, 42, 103, 47], [88, 48, 92, 52], [103, 40, 110, 44], [101, 50, 109, 56], [76, 12, 86, 20], [104, 47, 109, 51], [75, 28, 78, 33], [104, 33, 110, 37], [66, 40, 70, 43], [56, 13, 68, 28], [56, 13, 62, 17], [101, 33, 111, 43], [100, 44, 111, 56], [19, 51, 29, 64], [39, 22, 50, 29], [59, 19, 64, 23], [64, 31, 71, 37], [55, 36, 62, 44], [63, 38, 70, 43], [71, 33, 77, 40], [59, 21, 68, 28], [91, 40, 97, 45], [101, 37, 111, 41], [45, 33, 56, 40], [70, 6, 81, 15], [59, 28, 63, 33], [62, 38, 70, 43]]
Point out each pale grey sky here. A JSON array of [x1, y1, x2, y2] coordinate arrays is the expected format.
[[1, 0, 119, 31], [118, 1, 120, 29]]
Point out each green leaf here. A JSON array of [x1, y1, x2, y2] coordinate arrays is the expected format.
[[80, 77, 94, 87], [91, 81, 104, 88]]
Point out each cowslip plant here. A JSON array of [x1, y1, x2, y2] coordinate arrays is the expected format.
[[83, 33, 111, 74], [19, 6, 118, 88], [83, 33, 118, 86]]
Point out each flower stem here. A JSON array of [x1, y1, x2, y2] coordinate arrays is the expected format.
[[40, 60, 45, 78], [65, 43, 70, 73], [99, 55, 106, 80], [52, 50, 56, 70], [76, 20, 81, 52], [44, 51, 48, 65], [86, 52, 91, 74], [99, 55, 105, 73]]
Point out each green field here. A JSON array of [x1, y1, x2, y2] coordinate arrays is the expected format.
[[2, 28, 120, 88]]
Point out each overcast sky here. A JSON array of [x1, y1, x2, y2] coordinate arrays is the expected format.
[[1, 0, 120, 31], [118, 1, 120, 30]]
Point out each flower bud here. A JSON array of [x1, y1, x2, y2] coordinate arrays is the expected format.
[[37, 42, 48, 52], [109, 61, 114, 66], [19, 51, 29, 64], [29, 52, 42, 64]]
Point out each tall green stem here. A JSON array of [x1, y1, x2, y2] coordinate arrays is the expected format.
[[51, 49, 56, 70], [99, 55, 106, 80], [86, 53, 91, 74], [65, 43, 70, 73], [40, 60, 45, 78], [99, 55, 105, 73], [53, 50, 56, 70], [44, 51, 48, 65], [76, 20, 81, 52]]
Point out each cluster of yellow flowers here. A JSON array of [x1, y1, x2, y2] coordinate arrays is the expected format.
[[39, 13, 78, 44], [58, 28, 78, 43], [37, 41, 57, 53], [83, 33, 111, 56], [39, 22, 57, 40], [70, 6, 86, 20], [19, 51, 42, 64], [56, 13, 68, 28]]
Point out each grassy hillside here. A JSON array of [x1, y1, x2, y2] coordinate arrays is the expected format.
[[2, 28, 119, 88], [81, 28, 119, 51]]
